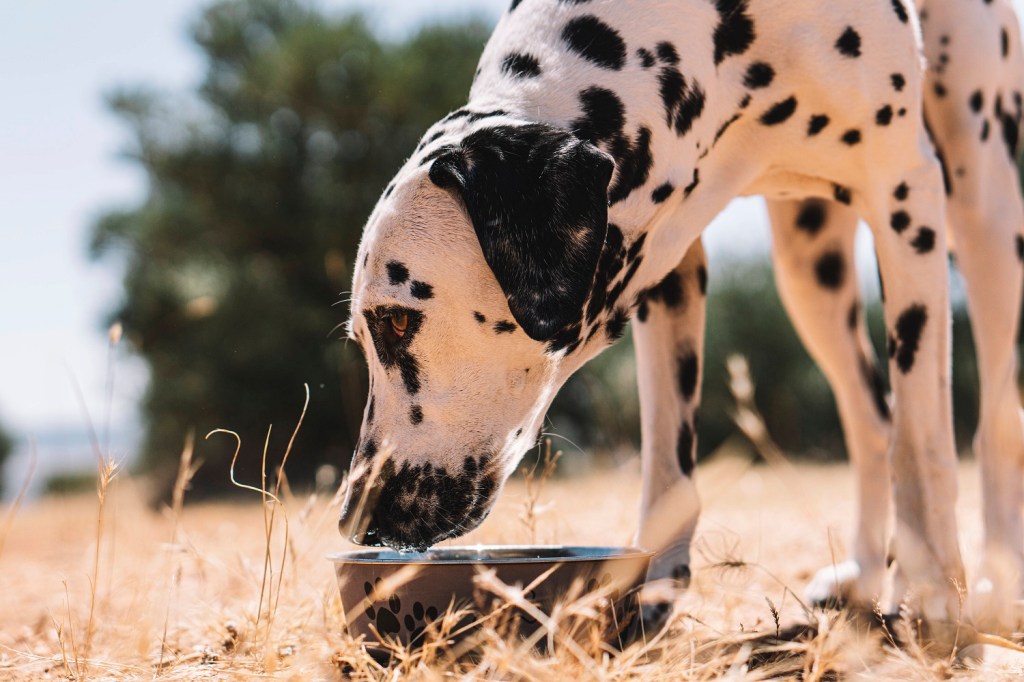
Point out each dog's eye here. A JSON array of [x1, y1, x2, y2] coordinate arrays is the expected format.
[[389, 313, 409, 339]]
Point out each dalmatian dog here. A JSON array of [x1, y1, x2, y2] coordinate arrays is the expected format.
[[339, 0, 1024, 633]]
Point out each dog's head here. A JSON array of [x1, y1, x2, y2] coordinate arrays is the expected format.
[[339, 121, 624, 550]]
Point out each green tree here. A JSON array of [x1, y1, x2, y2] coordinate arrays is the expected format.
[[91, 0, 491, 499], [0, 420, 12, 492]]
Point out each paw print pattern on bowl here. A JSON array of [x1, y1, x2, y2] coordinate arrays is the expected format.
[[363, 579, 402, 636], [403, 601, 440, 642]]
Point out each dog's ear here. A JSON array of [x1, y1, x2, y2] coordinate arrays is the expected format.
[[428, 124, 614, 341]]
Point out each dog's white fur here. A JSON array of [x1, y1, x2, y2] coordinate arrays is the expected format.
[[346, 0, 1024, 628]]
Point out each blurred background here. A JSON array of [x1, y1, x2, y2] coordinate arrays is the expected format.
[[1, 0, 1021, 503]]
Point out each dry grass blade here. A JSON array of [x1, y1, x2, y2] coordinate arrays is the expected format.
[[518, 438, 561, 543], [157, 431, 199, 673], [726, 354, 789, 468]]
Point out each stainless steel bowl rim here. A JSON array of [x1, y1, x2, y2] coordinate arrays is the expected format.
[[328, 545, 654, 565]]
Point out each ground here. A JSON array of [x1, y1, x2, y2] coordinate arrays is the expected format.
[[1, 449, 1021, 680]]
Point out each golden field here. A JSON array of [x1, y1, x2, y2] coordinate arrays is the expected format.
[[1, 449, 1021, 681]]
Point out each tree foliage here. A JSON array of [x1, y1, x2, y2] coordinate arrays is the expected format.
[[92, 0, 491, 498], [0, 419, 12, 490]]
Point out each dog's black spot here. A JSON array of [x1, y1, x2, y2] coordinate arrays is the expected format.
[[890, 210, 910, 233], [501, 52, 542, 78], [982, 119, 991, 142], [889, 304, 927, 374], [891, 0, 909, 23], [410, 405, 423, 425], [440, 108, 510, 125], [970, 90, 984, 113], [744, 61, 774, 89], [683, 168, 701, 197], [651, 182, 674, 203], [509, 0, 522, 10], [760, 96, 797, 125], [814, 251, 845, 290], [1003, 27, 1010, 59], [876, 105, 894, 126], [912, 227, 936, 253], [609, 127, 655, 204], [572, 87, 625, 144], [562, 15, 627, 70], [836, 27, 862, 58], [386, 261, 409, 285], [808, 114, 830, 136], [604, 255, 644, 314], [362, 438, 378, 460], [847, 301, 858, 330], [383, 182, 395, 198], [637, 47, 656, 68], [586, 224, 626, 323], [1017, 235, 1024, 263], [494, 320, 517, 334], [891, 73, 906, 91], [923, 114, 953, 196], [712, 0, 756, 65], [656, 41, 680, 65], [677, 421, 695, 476], [678, 349, 699, 401], [697, 265, 708, 295], [858, 353, 891, 421], [833, 184, 852, 205], [410, 281, 434, 300], [366, 396, 375, 424], [934, 82, 947, 98], [627, 233, 647, 262], [714, 113, 742, 143], [996, 93, 1021, 161], [841, 129, 862, 145], [467, 109, 509, 123], [429, 124, 613, 342], [655, 272, 685, 308], [893, 182, 909, 201], [473, 311, 486, 323], [739, 94, 752, 109], [605, 308, 629, 341], [796, 199, 827, 236], [659, 64, 706, 136]]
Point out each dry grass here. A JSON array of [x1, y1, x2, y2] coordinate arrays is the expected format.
[[1, 445, 1022, 680]]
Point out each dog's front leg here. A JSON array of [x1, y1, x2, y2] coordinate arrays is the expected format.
[[632, 238, 707, 632], [865, 153, 966, 631]]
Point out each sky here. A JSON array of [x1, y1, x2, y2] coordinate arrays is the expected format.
[[2, 0, 1012, 495]]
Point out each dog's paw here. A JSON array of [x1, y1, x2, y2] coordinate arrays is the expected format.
[[631, 564, 690, 641], [804, 560, 863, 608]]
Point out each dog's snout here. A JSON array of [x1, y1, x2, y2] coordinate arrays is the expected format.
[[338, 454, 500, 551]]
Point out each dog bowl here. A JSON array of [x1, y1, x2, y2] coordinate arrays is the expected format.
[[331, 545, 653, 651]]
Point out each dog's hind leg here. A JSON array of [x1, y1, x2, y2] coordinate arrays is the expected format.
[[919, 4, 1024, 625], [632, 238, 707, 632], [766, 198, 892, 608]]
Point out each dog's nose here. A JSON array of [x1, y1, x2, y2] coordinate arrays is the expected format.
[[338, 481, 385, 546], [340, 512, 384, 547]]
